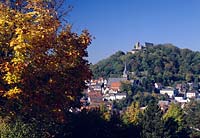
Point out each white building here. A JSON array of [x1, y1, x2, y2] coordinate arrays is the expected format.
[[103, 93, 126, 101], [160, 89, 176, 98], [115, 93, 126, 100], [174, 93, 190, 103], [174, 96, 184, 102], [186, 91, 197, 98], [102, 87, 109, 94], [103, 94, 116, 101]]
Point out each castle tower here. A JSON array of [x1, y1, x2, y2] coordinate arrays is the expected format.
[[134, 42, 142, 50]]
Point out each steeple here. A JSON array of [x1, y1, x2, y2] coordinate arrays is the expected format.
[[122, 62, 128, 79]]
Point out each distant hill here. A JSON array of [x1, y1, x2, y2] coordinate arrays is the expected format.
[[91, 44, 200, 86]]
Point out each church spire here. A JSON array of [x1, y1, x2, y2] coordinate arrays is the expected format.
[[123, 62, 128, 79]]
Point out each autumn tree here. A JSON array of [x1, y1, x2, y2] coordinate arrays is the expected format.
[[122, 102, 141, 125], [0, 0, 92, 123]]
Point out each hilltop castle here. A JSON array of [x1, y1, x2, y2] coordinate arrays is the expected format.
[[130, 42, 154, 54]]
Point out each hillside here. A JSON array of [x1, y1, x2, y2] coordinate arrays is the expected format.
[[91, 44, 200, 86]]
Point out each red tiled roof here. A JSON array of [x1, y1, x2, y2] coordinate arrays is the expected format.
[[110, 82, 121, 90]]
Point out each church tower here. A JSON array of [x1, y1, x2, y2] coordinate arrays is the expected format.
[[122, 62, 128, 79]]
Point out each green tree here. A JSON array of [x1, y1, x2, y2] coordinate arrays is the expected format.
[[140, 101, 164, 138], [133, 92, 156, 107], [163, 103, 189, 137], [185, 100, 200, 137], [91, 44, 200, 91], [120, 81, 133, 96], [0, 117, 39, 138], [90, 51, 125, 78]]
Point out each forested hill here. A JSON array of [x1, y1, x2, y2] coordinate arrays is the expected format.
[[91, 44, 200, 86]]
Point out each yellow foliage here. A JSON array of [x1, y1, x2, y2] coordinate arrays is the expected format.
[[122, 102, 141, 125], [0, 0, 92, 123], [103, 111, 111, 121], [163, 103, 184, 125], [0, 1, 59, 97], [3, 87, 22, 98], [66, 95, 75, 101], [3, 72, 20, 84]]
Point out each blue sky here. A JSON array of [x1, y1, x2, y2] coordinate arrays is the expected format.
[[66, 0, 200, 64]]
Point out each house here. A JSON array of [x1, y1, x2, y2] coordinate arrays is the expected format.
[[115, 92, 126, 100], [103, 93, 126, 101], [97, 77, 104, 84], [103, 93, 116, 101], [155, 83, 163, 90], [108, 89, 118, 94], [93, 85, 102, 91], [176, 99, 189, 105], [186, 90, 197, 98], [87, 91, 103, 105], [158, 100, 170, 112], [102, 87, 109, 94], [160, 88, 177, 98], [140, 106, 147, 110], [107, 63, 128, 91], [176, 83, 187, 93], [154, 83, 163, 93], [174, 93, 185, 102], [103, 79, 108, 86], [90, 79, 98, 86], [110, 82, 121, 91], [108, 78, 127, 86]]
